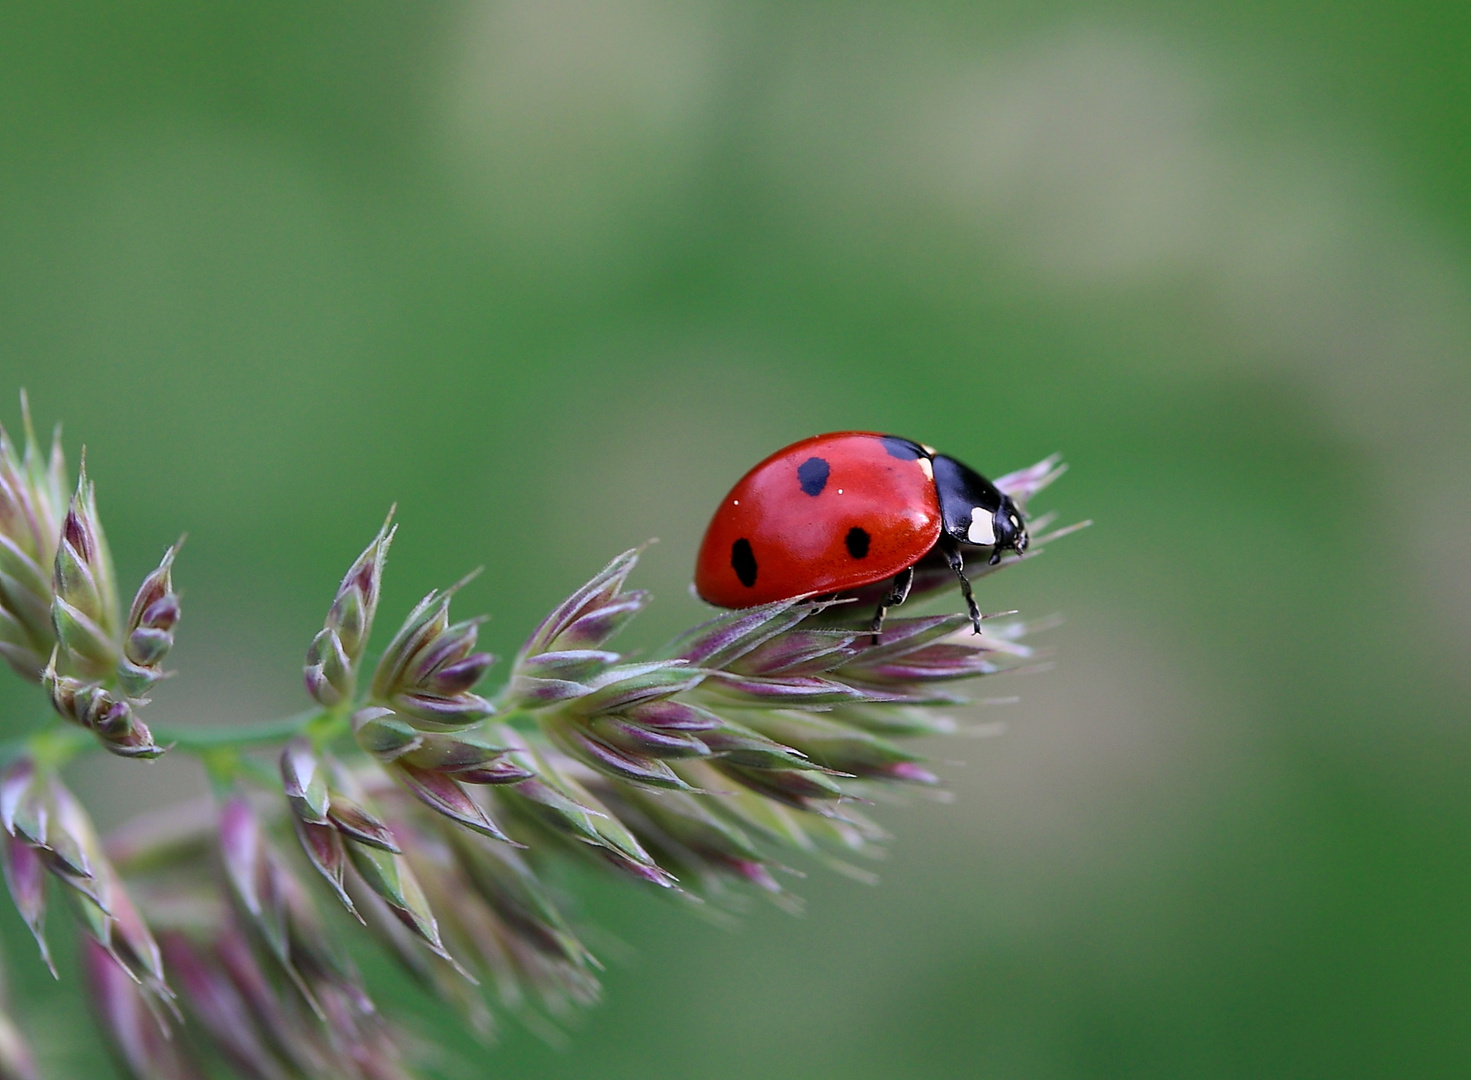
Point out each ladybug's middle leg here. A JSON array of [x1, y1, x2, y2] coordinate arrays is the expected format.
[[940, 539, 983, 634], [869, 565, 915, 643]]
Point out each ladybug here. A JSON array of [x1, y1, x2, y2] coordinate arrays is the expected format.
[[694, 432, 1028, 636]]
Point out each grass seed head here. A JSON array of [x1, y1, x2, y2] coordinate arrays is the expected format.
[[0, 420, 1080, 1067]]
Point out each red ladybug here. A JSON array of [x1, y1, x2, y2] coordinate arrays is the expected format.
[[694, 432, 1028, 635]]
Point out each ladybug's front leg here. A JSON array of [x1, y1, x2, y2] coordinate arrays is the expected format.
[[939, 538, 983, 634], [869, 565, 915, 643]]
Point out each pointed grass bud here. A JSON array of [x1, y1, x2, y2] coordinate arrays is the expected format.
[[305, 511, 395, 706], [847, 641, 1006, 685], [83, 940, 200, 1080], [42, 652, 165, 759], [2, 834, 51, 976], [696, 720, 817, 771], [328, 793, 401, 853], [351, 707, 420, 760], [295, 816, 356, 917], [581, 699, 722, 769], [447, 831, 595, 972], [280, 737, 331, 825], [0, 760, 46, 849], [103, 862, 171, 1002], [519, 658, 710, 789], [727, 627, 861, 678], [209, 925, 350, 1078], [584, 716, 710, 759], [608, 786, 778, 894], [117, 540, 182, 698], [841, 614, 970, 668], [394, 727, 530, 786], [516, 655, 700, 718], [344, 837, 459, 966], [304, 628, 352, 708], [389, 761, 515, 843], [51, 460, 121, 681], [518, 548, 649, 660], [282, 756, 466, 966], [279, 746, 397, 853], [0, 395, 67, 681], [544, 715, 693, 791], [699, 670, 872, 708], [220, 796, 290, 956], [95, 714, 166, 760], [50, 596, 117, 684], [712, 760, 847, 816], [666, 597, 817, 669], [570, 660, 703, 716], [352, 711, 525, 841], [739, 711, 935, 784], [51, 783, 169, 995], [493, 737, 676, 888], [994, 452, 1066, 506], [4, 771, 172, 996], [369, 579, 494, 730], [342, 862, 489, 1035], [621, 699, 723, 734], [836, 614, 1014, 690], [515, 648, 620, 682], [1, 761, 92, 895], [156, 933, 288, 1080], [382, 833, 595, 1023], [220, 796, 365, 1020], [572, 792, 677, 887], [279, 739, 361, 912], [40, 778, 104, 889]]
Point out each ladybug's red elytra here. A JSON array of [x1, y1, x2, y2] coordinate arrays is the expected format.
[[694, 432, 1028, 636]]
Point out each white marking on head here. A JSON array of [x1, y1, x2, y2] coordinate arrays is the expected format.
[[918, 457, 934, 480], [967, 509, 995, 545], [733, 500, 739, 505]]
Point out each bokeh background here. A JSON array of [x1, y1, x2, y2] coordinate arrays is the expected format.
[[2, 3, 1469, 1078]]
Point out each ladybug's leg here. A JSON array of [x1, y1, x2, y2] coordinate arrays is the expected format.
[[869, 566, 915, 643], [940, 539, 983, 634]]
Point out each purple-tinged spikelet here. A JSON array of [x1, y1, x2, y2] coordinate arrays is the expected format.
[[366, 574, 494, 730], [51, 460, 121, 682], [305, 512, 395, 707], [83, 941, 198, 1080], [0, 759, 172, 1009], [0, 395, 66, 681], [118, 540, 182, 698]]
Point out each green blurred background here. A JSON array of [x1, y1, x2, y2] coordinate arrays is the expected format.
[[2, 3, 1469, 1077]]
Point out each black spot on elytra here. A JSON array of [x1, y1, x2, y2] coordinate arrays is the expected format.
[[845, 527, 871, 559], [731, 538, 758, 587], [880, 436, 924, 461], [797, 456, 830, 496]]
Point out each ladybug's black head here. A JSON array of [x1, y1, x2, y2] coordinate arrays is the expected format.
[[987, 495, 1029, 565]]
